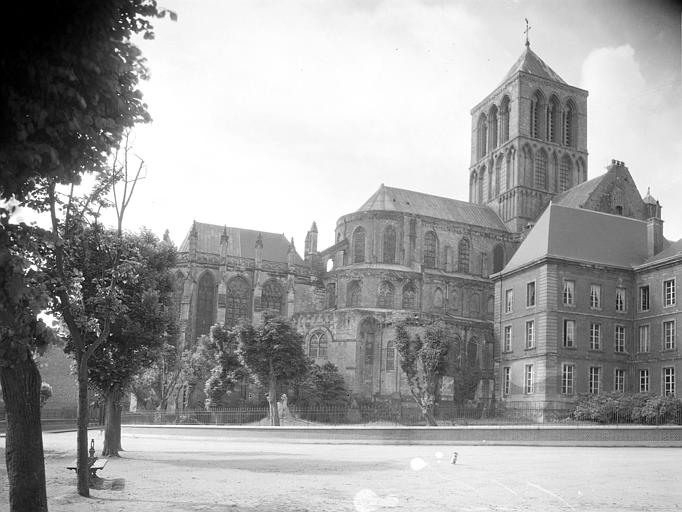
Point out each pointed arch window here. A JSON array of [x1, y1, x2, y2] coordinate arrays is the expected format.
[[353, 227, 366, 263], [377, 281, 394, 309], [547, 96, 561, 143], [196, 272, 216, 336], [477, 113, 488, 159], [226, 277, 250, 326], [563, 100, 576, 147], [347, 281, 361, 307], [261, 280, 283, 314], [402, 281, 416, 309], [458, 238, 470, 274], [382, 225, 396, 264], [500, 96, 510, 143], [534, 150, 548, 190], [309, 331, 328, 359], [530, 90, 544, 139], [385, 340, 396, 371], [494, 157, 502, 197], [434, 288, 444, 310], [360, 317, 378, 366], [559, 155, 573, 192], [423, 231, 437, 268], [505, 150, 513, 190], [489, 105, 498, 149]]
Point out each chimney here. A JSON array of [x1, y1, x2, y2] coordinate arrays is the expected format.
[[644, 188, 663, 257]]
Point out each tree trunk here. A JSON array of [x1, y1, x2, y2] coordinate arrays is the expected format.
[[421, 404, 438, 426], [0, 356, 48, 512], [267, 371, 279, 426], [76, 358, 90, 496], [102, 388, 123, 456]]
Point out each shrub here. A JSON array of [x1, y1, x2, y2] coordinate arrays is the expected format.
[[572, 393, 682, 424]]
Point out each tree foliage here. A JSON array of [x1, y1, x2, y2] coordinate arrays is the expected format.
[[296, 362, 349, 408], [204, 324, 247, 409]]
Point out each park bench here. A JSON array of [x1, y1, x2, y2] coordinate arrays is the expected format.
[[66, 457, 107, 479]]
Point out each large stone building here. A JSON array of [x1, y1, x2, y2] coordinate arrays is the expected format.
[[172, 42, 681, 407]]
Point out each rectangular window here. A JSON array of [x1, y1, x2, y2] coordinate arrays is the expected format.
[[615, 325, 625, 353], [590, 284, 601, 309], [639, 369, 650, 393], [616, 287, 626, 312], [505, 289, 513, 313], [563, 280, 575, 306], [663, 367, 675, 396], [664, 279, 676, 307], [638, 325, 650, 353], [589, 323, 601, 350], [563, 319, 575, 348], [525, 320, 535, 349], [526, 281, 536, 307], [614, 369, 625, 393], [503, 325, 512, 352], [664, 320, 676, 350], [561, 364, 574, 395], [524, 364, 534, 394], [589, 366, 601, 394], [640, 285, 650, 311], [503, 367, 511, 396]]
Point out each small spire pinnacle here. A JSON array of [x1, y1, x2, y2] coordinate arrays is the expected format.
[[524, 18, 531, 47]]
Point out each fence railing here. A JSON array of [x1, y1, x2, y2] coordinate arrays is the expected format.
[[0, 406, 103, 434]]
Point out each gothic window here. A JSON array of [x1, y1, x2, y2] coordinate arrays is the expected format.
[[353, 227, 366, 263], [326, 283, 337, 308], [196, 271, 216, 337], [434, 287, 444, 310], [309, 331, 328, 359], [261, 279, 283, 314], [530, 90, 544, 139], [402, 281, 416, 309], [500, 96, 510, 143], [522, 144, 534, 187], [559, 155, 573, 192], [423, 231, 437, 268], [225, 276, 250, 326], [494, 157, 502, 197], [547, 95, 561, 142], [492, 244, 504, 273], [458, 238, 470, 273], [489, 105, 498, 149], [563, 99, 576, 147], [347, 280, 361, 307], [477, 113, 488, 158], [360, 318, 378, 366], [385, 340, 396, 372], [534, 149, 548, 190], [382, 225, 396, 264], [377, 281, 394, 309]]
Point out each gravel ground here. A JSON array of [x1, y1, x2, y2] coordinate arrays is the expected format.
[[1, 429, 681, 511]]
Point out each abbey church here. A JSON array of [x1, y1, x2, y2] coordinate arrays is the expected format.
[[174, 42, 681, 409]]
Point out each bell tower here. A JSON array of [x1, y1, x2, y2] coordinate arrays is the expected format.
[[468, 34, 589, 233]]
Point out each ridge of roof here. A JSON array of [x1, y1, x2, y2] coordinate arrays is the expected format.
[[501, 46, 567, 85]]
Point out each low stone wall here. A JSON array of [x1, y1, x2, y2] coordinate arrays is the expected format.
[[121, 424, 682, 447]]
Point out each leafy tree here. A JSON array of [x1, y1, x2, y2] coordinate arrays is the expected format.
[[237, 318, 308, 426], [204, 324, 247, 409], [394, 320, 451, 426], [131, 341, 184, 411], [85, 228, 177, 456], [0, 0, 173, 501], [296, 362, 349, 408]]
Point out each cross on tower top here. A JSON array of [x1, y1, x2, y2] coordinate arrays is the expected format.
[[524, 18, 531, 47]]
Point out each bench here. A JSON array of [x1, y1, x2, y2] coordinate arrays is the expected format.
[[66, 458, 108, 479]]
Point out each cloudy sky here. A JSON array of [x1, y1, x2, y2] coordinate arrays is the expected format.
[[98, 0, 680, 252]]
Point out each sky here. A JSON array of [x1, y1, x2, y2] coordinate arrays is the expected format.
[[87, 0, 682, 252]]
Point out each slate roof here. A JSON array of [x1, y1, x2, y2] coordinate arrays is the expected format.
[[642, 238, 682, 265], [501, 46, 567, 85], [178, 222, 303, 264], [553, 174, 606, 209], [501, 204, 649, 273], [357, 185, 508, 231]]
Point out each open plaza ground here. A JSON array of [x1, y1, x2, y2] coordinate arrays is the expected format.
[[1, 429, 681, 511]]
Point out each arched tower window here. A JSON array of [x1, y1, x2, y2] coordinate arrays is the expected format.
[[477, 113, 488, 159], [309, 331, 328, 359], [534, 149, 548, 190], [196, 271, 216, 336], [382, 225, 396, 264], [352, 227, 366, 263], [458, 238, 470, 274], [347, 280, 361, 307], [530, 90, 545, 139], [434, 287, 444, 310], [563, 99, 576, 147], [559, 154, 573, 192], [522, 144, 534, 187], [547, 95, 561, 143], [489, 105, 498, 149], [494, 156, 502, 197], [385, 340, 396, 371], [500, 96, 510, 143], [505, 149, 513, 190], [359, 317, 378, 366], [423, 231, 437, 268], [402, 281, 416, 309], [492, 244, 505, 273], [261, 279, 283, 315], [225, 276, 250, 326], [377, 281, 394, 309]]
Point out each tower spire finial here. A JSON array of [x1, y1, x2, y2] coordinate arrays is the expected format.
[[524, 18, 531, 47]]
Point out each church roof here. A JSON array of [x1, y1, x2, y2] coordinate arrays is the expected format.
[[357, 185, 508, 231], [552, 174, 607, 209], [178, 222, 303, 264], [501, 46, 567, 85], [501, 204, 649, 274]]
